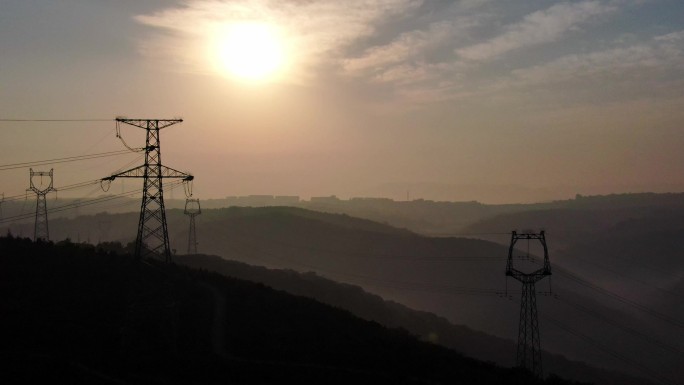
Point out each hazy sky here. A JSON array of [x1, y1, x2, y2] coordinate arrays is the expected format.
[[1, 0, 683, 203]]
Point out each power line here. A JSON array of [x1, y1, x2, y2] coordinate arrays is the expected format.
[[541, 313, 677, 385], [0, 153, 143, 202], [554, 292, 684, 356], [428, 232, 514, 237], [0, 179, 186, 225], [0, 119, 112, 122], [0, 149, 141, 171], [495, 291, 677, 385], [525, 256, 684, 329], [553, 267, 684, 329], [1, 179, 101, 203], [0, 190, 139, 224], [565, 254, 684, 301], [62, 180, 186, 219]]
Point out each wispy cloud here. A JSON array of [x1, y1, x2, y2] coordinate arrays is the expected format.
[[510, 31, 684, 87], [342, 18, 477, 75], [456, 1, 615, 61], [135, 0, 423, 79], [338, 2, 489, 101]]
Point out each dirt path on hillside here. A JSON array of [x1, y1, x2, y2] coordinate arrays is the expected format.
[[199, 282, 229, 359]]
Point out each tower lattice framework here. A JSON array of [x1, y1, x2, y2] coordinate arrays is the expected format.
[[506, 230, 551, 379], [28, 168, 55, 241], [102, 118, 193, 262], [184, 198, 201, 254]]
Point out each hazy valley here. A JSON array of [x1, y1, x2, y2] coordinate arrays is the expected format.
[[2, 193, 682, 384]]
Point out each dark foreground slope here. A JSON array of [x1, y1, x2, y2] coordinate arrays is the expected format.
[[0, 236, 582, 385], [174, 254, 653, 385]]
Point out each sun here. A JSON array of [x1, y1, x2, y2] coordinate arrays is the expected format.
[[212, 22, 286, 82]]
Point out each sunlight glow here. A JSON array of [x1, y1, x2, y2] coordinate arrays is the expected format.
[[212, 22, 286, 82]]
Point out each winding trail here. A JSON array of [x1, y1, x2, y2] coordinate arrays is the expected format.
[[199, 282, 229, 359]]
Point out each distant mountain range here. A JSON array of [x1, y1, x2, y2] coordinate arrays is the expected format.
[[5, 191, 684, 235]]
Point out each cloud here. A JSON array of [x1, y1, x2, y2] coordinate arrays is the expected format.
[[134, 0, 424, 80], [343, 25, 441, 73], [342, 19, 476, 75], [338, 2, 488, 100], [654, 30, 684, 43], [456, 1, 615, 61], [510, 31, 684, 87]]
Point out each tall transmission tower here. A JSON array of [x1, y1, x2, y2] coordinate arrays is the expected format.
[[505, 230, 552, 379], [184, 198, 201, 254], [102, 118, 193, 262], [28, 169, 55, 241]]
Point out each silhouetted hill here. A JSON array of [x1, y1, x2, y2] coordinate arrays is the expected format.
[[175, 254, 657, 385], [0, 236, 586, 385], [200, 206, 415, 236]]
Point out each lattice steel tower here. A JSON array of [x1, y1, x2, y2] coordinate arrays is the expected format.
[[28, 168, 55, 241], [102, 118, 193, 262], [184, 198, 201, 254], [505, 230, 551, 379]]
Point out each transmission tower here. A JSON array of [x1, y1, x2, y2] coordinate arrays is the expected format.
[[184, 198, 201, 254], [102, 118, 193, 262], [28, 169, 55, 241], [505, 230, 551, 379]]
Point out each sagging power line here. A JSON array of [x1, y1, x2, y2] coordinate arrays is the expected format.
[[0, 149, 141, 171], [0, 118, 112, 122]]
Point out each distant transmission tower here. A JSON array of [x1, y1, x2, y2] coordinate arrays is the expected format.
[[184, 198, 201, 254], [28, 168, 55, 241], [505, 230, 551, 379], [102, 118, 193, 262]]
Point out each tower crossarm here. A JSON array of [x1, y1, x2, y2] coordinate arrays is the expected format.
[[184, 198, 201, 215], [512, 233, 545, 241], [102, 165, 194, 181], [28, 168, 55, 194], [506, 230, 552, 277], [506, 267, 550, 283], [115, 118, 183, 129]]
